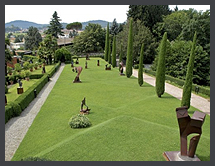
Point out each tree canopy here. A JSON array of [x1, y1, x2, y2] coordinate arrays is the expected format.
[[66, 22, 82, 30]]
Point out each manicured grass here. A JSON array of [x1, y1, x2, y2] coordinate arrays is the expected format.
[[6, 79, 38, 102], [11, 58, 210, 161]]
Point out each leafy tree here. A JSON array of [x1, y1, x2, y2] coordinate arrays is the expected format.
[[117, 19, 157, 64], [24, 26, 42, 50], [111, 36, 116, 67], [104, 23, 109, 61], [46, 11, 64, 38], [126, 18, 133, 78], [69, 30, 78, 38], [138, 43, 144, 86], [55, 47, 72, 62], [181, 32, 197, 108], [127, 5, 172, 31], [66, 22, 82, 30], [155, 32, 167, 97], [14, 34, 24, 43], [37, 34, 58, 64], [72, 23, 105, 53], [5, 38, 12, 76]]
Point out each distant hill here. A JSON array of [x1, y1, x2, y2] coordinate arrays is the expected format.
[[5, 20, 112, 31]]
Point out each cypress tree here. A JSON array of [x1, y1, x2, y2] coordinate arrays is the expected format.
[[104, 23, 109, 61], [126, 18, 133, 78], [112, 35, 116, 67], [119, 43, 123, 71], [181, 32, 197, 108], [138, 43, 144, 86], [155, 32, 167, 97], [108, 38, 111, 64]]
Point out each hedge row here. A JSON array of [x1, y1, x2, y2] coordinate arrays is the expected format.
[[5, 62, 61, 124], [142, 68, 210, 97]]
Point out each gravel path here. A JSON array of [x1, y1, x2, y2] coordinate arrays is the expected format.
[[5, 63, 65, 161], [131, 69, 210, 115]]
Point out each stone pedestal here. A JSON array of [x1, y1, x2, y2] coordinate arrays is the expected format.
[[17, 87, 24, 94], [163, 151, 200, 161]]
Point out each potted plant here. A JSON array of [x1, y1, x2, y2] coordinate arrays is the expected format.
[[29, 63, 34, 72], [8, 75, 15, 85], [7, 66, 13, 75], [25, 70, 31, 81], [34, 62, 38, 70], [14, 63, 22, 73], [38, 62, 42, 68]]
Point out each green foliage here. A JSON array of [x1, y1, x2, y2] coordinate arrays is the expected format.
[[55, 47, 72, 62], [155, 32, 167, 97], [23, 61, 30, 70], [104, 23, 109, 61], [110, 18, 121, 36], [111, 36, 116, 67], [138, 44, 144, 86], [127, 5, 171, 31], [23, 55, 38, 61], [68, 114, 91, 128], [46, 11, 64, 38], [66, 22, 82, 30], [126, 18, 133, 78], [20, 156, 52, 161], [5, 101, 22, 123], [24, 26, 42, 50], [181, 32, 197, 108], [7, 66, 13, 74], [108, 38, 111, 64], [5, 85, 8, 94], [73, 23, 105, 53]]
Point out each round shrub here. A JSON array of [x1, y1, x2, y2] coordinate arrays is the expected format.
[[68, 114, 91, 129], [20, 156, 51, 161]]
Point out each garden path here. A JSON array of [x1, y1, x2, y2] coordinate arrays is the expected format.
[[131, 68, 210, 116], [5, 63, 65, 161]]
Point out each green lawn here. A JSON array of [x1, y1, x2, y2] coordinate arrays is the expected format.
[[11, 58, 210, 161], [6, 79, 38, 102]]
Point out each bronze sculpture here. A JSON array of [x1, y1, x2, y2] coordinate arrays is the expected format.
[[73, 66, 82, 83], [80, 97, 91, 114], [163, 106, 206, 161]]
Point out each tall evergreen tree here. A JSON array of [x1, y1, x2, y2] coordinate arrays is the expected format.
[[126, 18, 133, 78], [25, 26, 42, 50], [104, 23, 109, 61], [138, 43, 144, 86], [155, 32, 167, 97], [181, 32, 197, 108], [108, 38, 111, 64], [119, 43, 123, 71], [46, 11, 64, 38], [112, 36, 116, 67]]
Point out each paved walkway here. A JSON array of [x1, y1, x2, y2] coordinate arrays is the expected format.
[[5, 63, 65, 161], [131, 69, 210, 116]]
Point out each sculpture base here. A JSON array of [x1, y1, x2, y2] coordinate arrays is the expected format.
[[120, 73, 125, 76], [17, 87, 24, 94], [163, 151, 200, 161], [105, 68, 111, 70], [73, 76, 82, 83], [80, 109, 91, 115]]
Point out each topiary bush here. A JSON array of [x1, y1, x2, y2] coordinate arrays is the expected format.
[[20, 156, 52, 161], [68, 114, 91, 129]]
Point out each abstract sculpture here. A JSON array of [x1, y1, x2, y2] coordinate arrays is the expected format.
[[80, 97, 91, 114], [163, 106, 206, 161], [73, 66, 82, 83]]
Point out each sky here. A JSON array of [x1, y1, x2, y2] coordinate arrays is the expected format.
[[5, 5, 210, 24]]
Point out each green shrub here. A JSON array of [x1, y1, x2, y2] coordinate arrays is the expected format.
[[23, 61, 30, 70], [5, 85, 8, 94], [10, 101, 22, 116], [134, 64, 139, 69], [20, 157, 52, 161], [68, 114, 91, 128], [5, 105, 13, 123], [126, 18, 133, 78], [14, 63, 22, 72], [30, 74, 43, 79], [23, 55, 38, 61]]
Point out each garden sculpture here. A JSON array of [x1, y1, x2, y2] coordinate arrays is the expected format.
[[17, 79, 22, 88], [80, 97, 91, 114], [73, 66, 82, 83], [76, 58, 79, 64], [71, 61, 74, 67], [86, 54, 90, 60], [163, 106, 206, 161], [119, 61, 125, 75], [85, 61, 87, 69], [97, 60, 100, 66], [42, 66, 46, 73]]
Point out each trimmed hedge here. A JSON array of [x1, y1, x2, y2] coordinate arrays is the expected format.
[[5, 62, 61, 124], [142, 68, 210, 97], [30, 74, 43, 79]]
